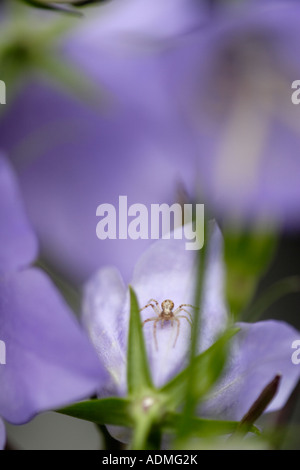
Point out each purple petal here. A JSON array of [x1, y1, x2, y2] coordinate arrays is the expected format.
[[83, 267, 127, 397], [0, 268, 106, 424], [0, 418, 5, 450], [83, 223, 227, 392], [85, 0, 204, 42], [0, 155, 38, 276], [202, 320, 300, 420]]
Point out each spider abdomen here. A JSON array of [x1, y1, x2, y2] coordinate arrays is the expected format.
[[160, 313, 174, 320]]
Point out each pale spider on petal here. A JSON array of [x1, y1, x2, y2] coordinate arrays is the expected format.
[[140, 299, 197, 350]]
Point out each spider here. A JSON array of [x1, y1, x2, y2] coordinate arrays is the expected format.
[[140, 299, 197, 350]]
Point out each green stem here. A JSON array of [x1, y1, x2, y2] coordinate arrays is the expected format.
[[176, 226, 208, 439], [242, 276, 300, 323], [131, 418, 154, 451]]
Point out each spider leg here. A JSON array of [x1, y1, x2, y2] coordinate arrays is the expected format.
[[173, 317, 181, 348], [174, 307, 193, 323], [142, 317, 160, 351], [174, 304, 198, 313], [142, 317, 157, 327], [140, 301, 160, 316], [147, 299, 159, 307], [176, 315, 193, 328], [153, 319, 159, 351]]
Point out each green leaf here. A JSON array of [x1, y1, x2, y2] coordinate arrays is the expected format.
[[161, 328, 239, 410], [164, 413, 260, 438], [127, 286, 153, 395], [57, 397, 132, 427]]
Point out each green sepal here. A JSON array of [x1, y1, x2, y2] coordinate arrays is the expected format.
[[127, 286, 153, 395], [57, 397, 132, 427], [164, 413, 260, 437], [161, 328, 239, 409]]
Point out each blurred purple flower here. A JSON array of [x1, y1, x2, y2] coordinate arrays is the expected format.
[[0, 0, 204, 285], [165, 0, 300, 225], [83, 223, 300, 423], [0, 155, 107, 449]]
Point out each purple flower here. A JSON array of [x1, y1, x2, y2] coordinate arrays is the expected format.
[[0, 154, 107, 449], [82, 222, 300, 424], [0, 1, 204, 285], [165, 0, 300, 225]]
